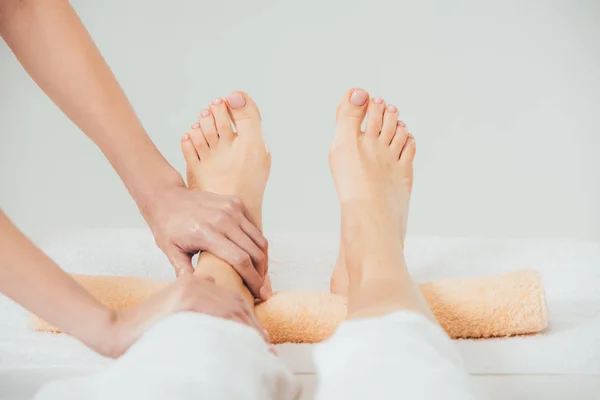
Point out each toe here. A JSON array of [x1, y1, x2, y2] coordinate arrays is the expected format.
[[390, 121, 409, 158], [336, 88, 369, 135], [199, 109, 219, 147], [399, 133, 416, 178], [226, 91, 262, 136], [181, 134, 200, 166], [188, 122, 210, 159], [364, 96, 386, 138], [380, 104, 399, 144], [210, 98, 235, 140]]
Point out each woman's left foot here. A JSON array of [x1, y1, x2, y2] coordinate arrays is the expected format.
[[329, 89, 414, 296]]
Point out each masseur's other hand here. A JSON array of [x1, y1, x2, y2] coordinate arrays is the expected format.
[[144, 183, 268, 298], [101, 273, 268, 358]]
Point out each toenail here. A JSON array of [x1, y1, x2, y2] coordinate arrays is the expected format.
[[387, 104, 397, 113], [227, 93, 246, 109], [350, 89, 368, 106], [397, 120, 406, 127], [182, 133, 190, 141], [373, 97, 383, 104], [191, 122, 200, 129], [212, 98, 223, 105], [201, 109, 210, 117]]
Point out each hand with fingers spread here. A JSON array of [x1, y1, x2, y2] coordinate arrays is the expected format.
[[143, 184, 269, 299], [101, 273, 269, 358]]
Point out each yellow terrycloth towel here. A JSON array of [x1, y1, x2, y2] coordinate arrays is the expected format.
[[34, 270, 548, 343]]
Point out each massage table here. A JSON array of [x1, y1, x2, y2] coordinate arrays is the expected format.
[[1, 230, 599, 399]]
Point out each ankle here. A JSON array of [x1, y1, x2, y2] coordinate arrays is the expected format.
[[195, 253, 255, 307]]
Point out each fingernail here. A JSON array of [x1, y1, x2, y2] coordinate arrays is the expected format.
[[201, 109, 210, 117], [350, 89, 368, 106], [259, 286, 270, 300], [191, 122, 200, 129], [373, 97, 383, 104], [212, 98, 222, 105], [397, 120, 406, 127], [227, 93, 246, 109], [182, 134, 190, 141], [387, 104, 397, 113]]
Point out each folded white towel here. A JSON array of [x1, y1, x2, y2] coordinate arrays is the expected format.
[[35, 313, 298, 400]]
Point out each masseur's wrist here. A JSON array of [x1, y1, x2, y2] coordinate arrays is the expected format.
[[136, 167, 186, 223], [98, 127, 186, 222]]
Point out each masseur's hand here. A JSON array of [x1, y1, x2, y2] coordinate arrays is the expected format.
[[144, 183, 268, 298], [1, 0, 268, 295], [101, 273, 268, 358]]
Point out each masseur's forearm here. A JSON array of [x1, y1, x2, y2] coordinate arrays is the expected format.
[[0, 0, 182, 212], [0, 210, 114, 352]]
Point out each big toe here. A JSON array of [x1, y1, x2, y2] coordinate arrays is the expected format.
[[226, 91, 262, 137], [336, 88, 369, 135]]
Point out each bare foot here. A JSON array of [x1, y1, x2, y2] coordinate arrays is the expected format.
[[181, 92, 270, 225], [181, 91, 272, 293], [329, 88, 415, 296]]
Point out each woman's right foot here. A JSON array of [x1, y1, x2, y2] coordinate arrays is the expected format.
[[180, 91, 272, 298], [329, 88, 416, 296]]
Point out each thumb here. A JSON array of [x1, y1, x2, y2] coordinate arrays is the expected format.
[[167, 249, 195, 277]]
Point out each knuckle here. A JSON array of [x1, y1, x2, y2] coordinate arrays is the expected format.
[[234, 293, 245, 304], [213, 210, 230, 225], [229, 196, 243, 209], [239, 254, 252, 268], [222, 311, 234, 320], [255, 252, 266, 265], [260, 238, 269, 251]]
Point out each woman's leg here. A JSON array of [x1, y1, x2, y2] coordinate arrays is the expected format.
[[180, 91, 272, 309], [37, 92, 298, 400], [315, 89, 477, 400]]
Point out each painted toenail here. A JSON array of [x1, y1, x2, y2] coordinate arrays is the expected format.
[[350, 90, 368, 106], [191, 123, 200, 129], [201, 109, 210, 117], [387, 105, 397, 113], [182, 134, 190, 141], [227, 93, 246, 109], [373, 97, 383, 104], [398, 120, 406, 127], [212, 98, 223, 105]]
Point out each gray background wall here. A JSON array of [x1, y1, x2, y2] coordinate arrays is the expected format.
[[1, 0, 599, 242]]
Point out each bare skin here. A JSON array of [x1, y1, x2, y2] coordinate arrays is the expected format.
[[0, 211, 265, 358], [330, 93, 410, 297], [330, 88, 435, 322], [181, 92, 272, 310], [181, 88, 433, 327], [0, 0, 268, 286]]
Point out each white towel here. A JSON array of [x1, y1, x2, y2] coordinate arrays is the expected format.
[[1, 230, 599, 374], [35, 313, 298, 400], [35, 311, 480, 400]]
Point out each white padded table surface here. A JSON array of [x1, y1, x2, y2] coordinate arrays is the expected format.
[[1, 230, 599, 398]]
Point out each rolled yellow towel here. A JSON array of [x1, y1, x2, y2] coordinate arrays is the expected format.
[[33, 270, 548, 343]]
